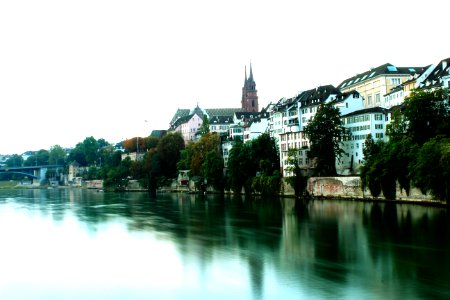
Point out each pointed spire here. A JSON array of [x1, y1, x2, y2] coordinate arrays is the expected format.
[[244, 65, 247, 86], [249, 61, 254, 81]]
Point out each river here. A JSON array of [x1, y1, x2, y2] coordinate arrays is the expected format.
[[0, 189, 449, 299]]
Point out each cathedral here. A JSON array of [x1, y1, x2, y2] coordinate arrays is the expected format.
[[241, 63, 259, 112]]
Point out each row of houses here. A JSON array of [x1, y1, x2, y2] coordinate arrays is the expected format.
[[166, 57, 450, 177]]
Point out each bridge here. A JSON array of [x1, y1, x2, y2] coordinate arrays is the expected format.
[[0, 165, 64, 182]]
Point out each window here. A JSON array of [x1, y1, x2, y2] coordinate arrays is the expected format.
[[367, 95, 372, 105], [346, 102, 348, 108], [375, 133, 384, 139], [375, 124, 383, 129], [374, 114, 383, 121], [391, 78, 401, 85], [387, 65, 398, 72], [375, 93, 380, 103]]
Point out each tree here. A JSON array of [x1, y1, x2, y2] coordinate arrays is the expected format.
[[197, 115, 210, 137], [360, 135, 383, 197], [5, 154, 23, 167], [304, 102, 348, 176], [190, 132, 221, 176], [202, 150, 224, 192], [409, 136, 450, 202], [49, 145, 66, 165], [249, 133, 280, 176], [227, 139, 252, 194], [403, 88, 449, 145], [156, 132, 185, 179], [285, 149, 308, 198]]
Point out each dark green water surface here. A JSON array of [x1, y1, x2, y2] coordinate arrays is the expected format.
[[0, 189, 449, 299]]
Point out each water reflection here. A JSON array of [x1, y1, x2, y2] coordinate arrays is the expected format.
[[0, 189, 449, 299]]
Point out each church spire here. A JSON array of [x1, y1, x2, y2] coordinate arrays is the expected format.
[[244, 65, 247, 87], [249, 61, 254, 81]]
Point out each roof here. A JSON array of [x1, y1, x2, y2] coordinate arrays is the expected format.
[[150, 130, 167, 138], [209, 116, 233, 124], [337, 63, 425, 90], [296, 85, 341, 108], [418, 57, 450, 90], [341, 107, 388, 118], [169, 106, 245, 129], [205, 108, 244, 117]]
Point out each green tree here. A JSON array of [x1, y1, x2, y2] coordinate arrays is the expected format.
[[190, 132, 221, 177], [249, 133, 279, 176], [202, 150, 224, 192], [304, 102, 348, 176], [157, 132, 185, 179], [227, 139, 252, 194], [360, 135, 384, 198], [49, 145, 66, 165], [285, 148, 308, 198], [23, 149, 49, 166], [409, 136, 450, 202], [403, 88, 449, 145], [198, 115, 210, 137], [5, 154, 23, 167]]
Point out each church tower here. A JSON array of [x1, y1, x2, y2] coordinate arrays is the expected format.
[[241, 63, 259, 112]]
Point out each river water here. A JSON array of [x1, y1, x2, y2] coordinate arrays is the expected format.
[[0, 189, 449, 300]]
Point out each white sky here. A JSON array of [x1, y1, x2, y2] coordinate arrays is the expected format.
[[1, 0, 448, 154]]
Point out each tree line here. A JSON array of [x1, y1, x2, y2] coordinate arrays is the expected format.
[[361, 88, 449, 202]]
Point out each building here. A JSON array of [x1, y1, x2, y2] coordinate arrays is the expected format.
[[241, 63, 259, 112], [169, 106, 243, 144], [338, 63, 424, 108]]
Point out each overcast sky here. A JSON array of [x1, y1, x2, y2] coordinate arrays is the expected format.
[[1, 0, 448, 154]]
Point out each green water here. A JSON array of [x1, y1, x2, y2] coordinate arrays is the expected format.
[[0, 189, 449, 299]]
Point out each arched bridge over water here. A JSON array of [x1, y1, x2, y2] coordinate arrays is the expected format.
[[0, 165, 64, 182]]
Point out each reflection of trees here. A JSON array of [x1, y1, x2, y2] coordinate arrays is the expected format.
[[6, 189, 449, 299], [363, 204, 450, 299]]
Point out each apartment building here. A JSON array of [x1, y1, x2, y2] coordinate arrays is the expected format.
[[338, 63, 423, 108]]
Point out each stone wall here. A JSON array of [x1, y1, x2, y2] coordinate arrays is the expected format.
[[305, 176, 434, 201]]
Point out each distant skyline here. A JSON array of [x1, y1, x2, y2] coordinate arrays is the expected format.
[[1, 0, 449, 154]]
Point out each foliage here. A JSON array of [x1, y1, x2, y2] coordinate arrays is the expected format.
[[251, 171, 281, 196], [361, 88, 449, 201], [409, 136, 450, 202], [197, 115, 210, 137], [5, 154, 24, 167], [285, 148, 309, 197], [403, 88, 449, 145], [156, 132, 185, 179], [48, 145, 66, 165], [24, 149, 49, 166], [249, 133, 280, 176], [123, 137, 156, 153], [202, 150, 224, 191], [103, 157, 132, 188], [189, 133, 221, 176], [68, 136, 102, 166], [227, 133, 280, 195], [304, 102, 348, 176], [226, 139, 252, 194]]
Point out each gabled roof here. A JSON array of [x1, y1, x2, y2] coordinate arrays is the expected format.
[[170, 107, 244, 129], [337, 63, 425, 90], [234, 112, 260, 119], [297, 85, 341, 108], [419, 57, 450, 90], [170, 109, 190, 125]]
